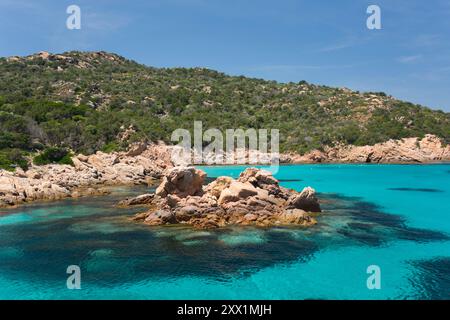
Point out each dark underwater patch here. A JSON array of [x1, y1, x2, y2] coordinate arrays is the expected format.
[[395, 227, 448, 243], [408, 257, 450, 300], [0, 189, 448, 288], [347, 222, 375, 231], [336, 227, 384, 246], [321, 193, 449, 244], [0, 213, 319, 285], [387, 187, 444, 193]]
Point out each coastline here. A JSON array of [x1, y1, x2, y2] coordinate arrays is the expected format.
[[3, 161, 448, 211], [196, 161, 450, 167], [193, 135, 450, 165], [0, 183, 158, 211], [2, 161, 448, 209], [1, 134, 450, 209], [0, 142, 172, 208]]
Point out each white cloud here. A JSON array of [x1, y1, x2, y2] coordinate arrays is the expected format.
[[316, 42, 354, 53], [397, 54, 422, 64]]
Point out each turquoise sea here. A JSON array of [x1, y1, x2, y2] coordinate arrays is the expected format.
[[0, 164, 449, 300]]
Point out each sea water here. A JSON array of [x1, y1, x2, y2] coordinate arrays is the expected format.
[[0, 164, 449, 299]]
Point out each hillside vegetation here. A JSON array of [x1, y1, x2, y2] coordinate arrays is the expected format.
[[0, 51, 449, 170]]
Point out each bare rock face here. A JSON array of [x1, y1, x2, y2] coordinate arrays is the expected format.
[[131, 167, 322, 229], [287, 187, 321, 212], [144, 210, 177, 225], [238, 167, 278, 186], [237, 167, 291, 200], [155, 166, 206, 198], [218, 181, 258, 205], [203, 176, 233, 198], [286, 135, 450, 164], [126, 142, 148, 157], [276, 209, 314, 224]]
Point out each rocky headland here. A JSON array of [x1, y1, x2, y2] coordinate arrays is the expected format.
[[127, 166, 321, 229], [0, 143, 172, 208], [176, 134, 450, 165], [284, 134, 450, 164]]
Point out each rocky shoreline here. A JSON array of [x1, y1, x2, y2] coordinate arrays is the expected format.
[[0, 143, 172, 208], [1, 135, 449, 209], [181, 134, 450, 165], [127, 167, 321, 229], [283, 134, 450, 164]]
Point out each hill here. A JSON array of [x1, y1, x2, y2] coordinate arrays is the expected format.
[[0, 51, 449, 169]]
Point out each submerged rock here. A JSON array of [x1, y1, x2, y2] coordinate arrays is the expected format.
[[129, 167, 322, 229], [117, 193, 155, 207], [144, 210, 177, 225]]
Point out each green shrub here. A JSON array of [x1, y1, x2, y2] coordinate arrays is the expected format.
[[0, 149, 29, 171], [0, 153, 14, 171], [101, 141, 119, 153], [33, 147, 73, 166]]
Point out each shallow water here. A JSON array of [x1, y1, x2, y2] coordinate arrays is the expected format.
[[0, 164, 449, 299]]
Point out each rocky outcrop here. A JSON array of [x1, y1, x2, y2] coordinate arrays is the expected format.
[[155, 166, 206, 198], [287, 187, 321, 212], [284, 135, 450, 163], [131, 167, 321, 229], [0, 169, 111, 207], [0, 142, 173, 208]]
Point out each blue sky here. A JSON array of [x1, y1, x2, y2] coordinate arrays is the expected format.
[[1, 0, 449, 111]]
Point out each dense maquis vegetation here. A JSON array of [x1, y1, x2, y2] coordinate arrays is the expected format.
[[0, 51, 449, 170]]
